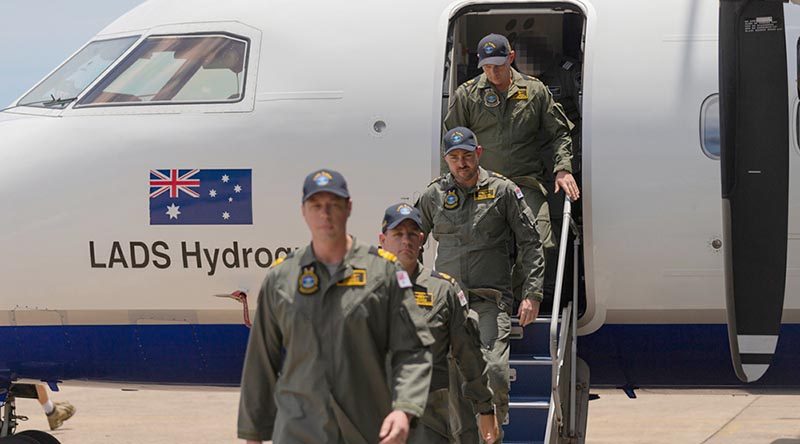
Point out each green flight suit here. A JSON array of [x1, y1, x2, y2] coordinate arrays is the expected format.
[[444, 68, 574, 302], [237, 239, 434, 443], [406, 263, 494, 444], [443, 68, 573, 185], [415, 167, 544, 442]]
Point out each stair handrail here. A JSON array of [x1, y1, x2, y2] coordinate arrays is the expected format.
[[569, 225, 581, 436], [547, 196, 574, 433]]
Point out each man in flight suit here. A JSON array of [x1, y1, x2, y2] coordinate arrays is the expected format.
[[416, 128, 544, 442], [238, 169, 434, 444], [443, 33, 580, 303], [378, 203, 499, 444]]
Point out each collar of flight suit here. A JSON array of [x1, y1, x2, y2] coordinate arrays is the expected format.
[[409, 262, 425, 285], [475, 68, 528, 99], [444, 167, 491, 193], [299, 236, 369, 280]]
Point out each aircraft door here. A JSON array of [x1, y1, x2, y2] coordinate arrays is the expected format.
[[718, 0, 790, 383], [442, 3, 588, 318]]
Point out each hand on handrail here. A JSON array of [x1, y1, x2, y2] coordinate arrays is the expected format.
[[555, 171, 580, 201], [517, 298, 540, 327]]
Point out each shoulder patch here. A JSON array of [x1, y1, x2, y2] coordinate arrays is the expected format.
[[431, 270, 456, 284], [370, 246, 398, 263], [379, 249, 398, 262], [271, 252, 293, 268], [465, 74, 482, 87], [427, 176, 445, 187]]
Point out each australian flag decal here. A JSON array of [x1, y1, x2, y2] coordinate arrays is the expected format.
[[149, 169, 253, 225]]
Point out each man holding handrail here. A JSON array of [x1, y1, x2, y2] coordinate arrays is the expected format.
[[416, 128, 544, 443]]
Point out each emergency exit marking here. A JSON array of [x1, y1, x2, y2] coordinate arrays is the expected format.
[[744, 16, 782, 33]]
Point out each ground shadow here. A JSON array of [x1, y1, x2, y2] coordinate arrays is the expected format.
[[771, 439, 800, 444]]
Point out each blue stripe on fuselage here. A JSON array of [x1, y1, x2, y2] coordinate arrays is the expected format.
[[1, 323, 798, 387], [0, 325, 249, 386], [579, 323, 800, 387]]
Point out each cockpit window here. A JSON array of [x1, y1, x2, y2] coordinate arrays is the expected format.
[[18, 36, 138, 108], [77, 34, 248, 106]]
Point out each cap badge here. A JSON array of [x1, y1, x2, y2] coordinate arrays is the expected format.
[[443, 189, 460, 210], [399, 205, 412, 216], [313, 171, 333, 187], [298, 266, 320, 295], [451, 132, 464, 144], [484, 42, 496, 54]]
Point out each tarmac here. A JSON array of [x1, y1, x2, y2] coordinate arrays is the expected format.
[[10, 386, 800, 443]]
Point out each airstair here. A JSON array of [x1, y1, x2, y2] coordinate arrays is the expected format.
[[503, 198, 590, 443]]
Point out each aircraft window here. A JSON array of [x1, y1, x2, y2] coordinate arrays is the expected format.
[[78, 34, 247, 106], [796, 101, 800, 153], [700, 94, 720, 159], [18, 36, 139, 108]]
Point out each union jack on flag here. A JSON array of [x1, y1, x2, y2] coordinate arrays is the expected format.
[[149, 168, 253, 225], [149, 169, 201, 199]]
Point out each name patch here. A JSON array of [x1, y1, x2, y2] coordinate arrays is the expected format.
[[415, 291, 434, 307], [512, 89, 528, 100], [337, 269, 367, 286], [475, 188, 496, 201]]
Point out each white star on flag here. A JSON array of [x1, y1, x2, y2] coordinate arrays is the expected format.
[[229, 197, 234, 202], [234, 185, 242, 193], [166, 203, 181, 219], [222, 175, 230, 183], [222, 211, 230, 220], [209, 189, 217, 197]]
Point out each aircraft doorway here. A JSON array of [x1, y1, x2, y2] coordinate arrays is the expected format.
[[442, 3, 587, 318]]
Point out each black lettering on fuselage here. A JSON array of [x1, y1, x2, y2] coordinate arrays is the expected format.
[[89, 241, 107, 268], [130, 241, 150, 269], [275, 247, 293, 259], [255, 248, 272, 268], [242, 248, 253, 267], [222, 241, 240, 268], [182, 241, 202, 269], [152, 241, 171, 269], [203, 247, 220, 276]]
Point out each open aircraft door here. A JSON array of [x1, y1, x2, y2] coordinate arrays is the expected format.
[[719, 0, 792, 382]]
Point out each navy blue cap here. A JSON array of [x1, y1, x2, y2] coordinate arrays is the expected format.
[[302, 169, 350, 202], [443, 127, 478, 155], [477, 34, 511, 68], [382, 203, 422, 233]]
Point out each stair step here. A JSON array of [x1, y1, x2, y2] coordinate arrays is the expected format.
[[510, 317, 557, 356], [509, 357, 553, 396], [504, 317, 561, 442], [503, 396, 550, 442], [508, 396, 550, 409]]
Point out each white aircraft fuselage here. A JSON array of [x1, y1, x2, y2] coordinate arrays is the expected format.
[[1, 0, 798, 389]]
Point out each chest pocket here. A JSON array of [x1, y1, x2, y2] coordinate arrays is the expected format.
[[432, 207, 459, 238], [275, 286, 313, 346], [510, 97, 539, 140], [473, 196, 506, 240], [423, 294, 449, 330], [341, 279, 384, 320]]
